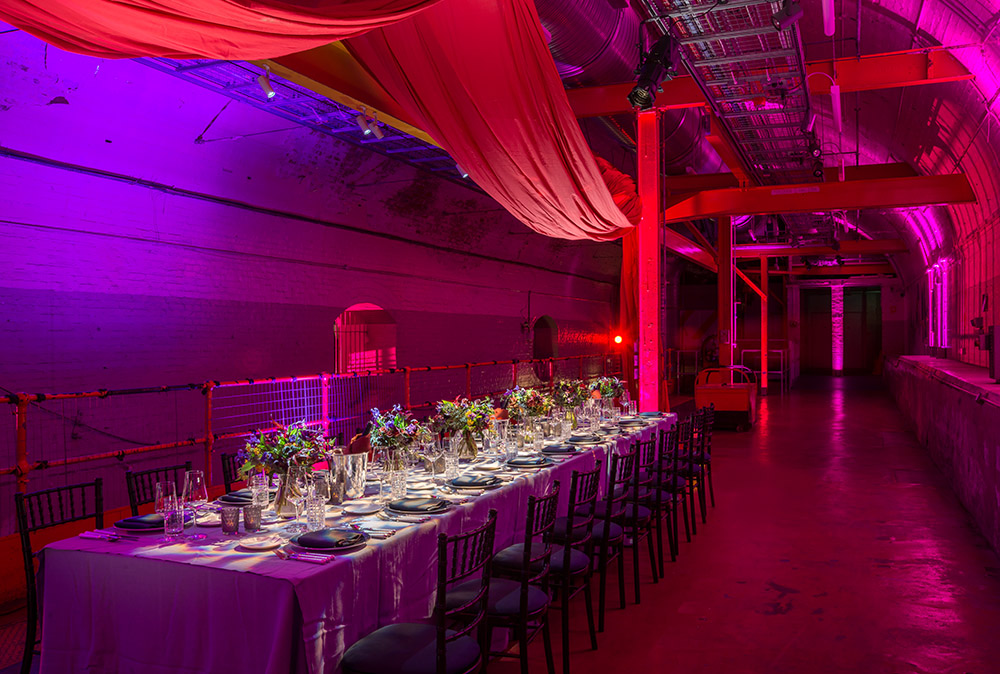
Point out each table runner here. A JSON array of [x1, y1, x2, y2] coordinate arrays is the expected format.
[[39, 416, 674, 673]]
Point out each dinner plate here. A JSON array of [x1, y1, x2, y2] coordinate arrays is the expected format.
[[238, 535, 283, 551], [291, 528, 368, 554], [343, 502, 383, 516], [506, 456, 553, 469], [407, 480, 437, 490], [386, 497, 450, 515], [472, 461, 504, 471], [542, 444, 578, 454], [113, 519, 194, 535], [567, 435, 602, 445]]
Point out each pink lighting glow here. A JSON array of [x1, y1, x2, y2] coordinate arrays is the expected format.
[[831, 285, 844, 373]]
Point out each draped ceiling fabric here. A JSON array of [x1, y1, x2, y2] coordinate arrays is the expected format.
[[0, 0, 442, 59], [347, 0, 635, 241]]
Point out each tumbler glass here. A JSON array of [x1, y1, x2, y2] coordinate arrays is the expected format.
[[243, 505, 262, 533], [220, 507, 241, 536]]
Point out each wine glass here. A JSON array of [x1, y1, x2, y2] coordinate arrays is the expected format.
[[286, 464, 309, 534], [423, 438, 446, 492], [182, 470, 208, 525]]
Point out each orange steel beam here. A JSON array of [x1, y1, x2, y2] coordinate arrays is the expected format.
[[666, 163, 918, 194], [266, 45, 438, 146], [662, 174, 975, 223], [706, 115, 752, 184], [782, 263, 896, 276], [637, 110, 665, 413], [567, 49, 972, 118], [733, 238, 909, 258], [735, 266, 766, 299]]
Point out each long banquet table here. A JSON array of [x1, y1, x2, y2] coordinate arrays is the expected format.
[[39, 415, 675, 674]]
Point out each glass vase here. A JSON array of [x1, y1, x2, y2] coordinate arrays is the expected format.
[[271, 471, 299, 517]]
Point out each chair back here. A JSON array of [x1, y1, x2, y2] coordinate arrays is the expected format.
[[125, 461, 192, 516], [703, 404, 715, 454], [221, 452, 240, 493], [636, 436, 658, 490], [677, 418, 693, 468], [15, 478, 104, 633], [435, 509, 498, 674], [605, 447, 637, 522], [519, 483, 561, 584]]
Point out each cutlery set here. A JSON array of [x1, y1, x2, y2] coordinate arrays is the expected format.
[[272, 546, 335, 564]]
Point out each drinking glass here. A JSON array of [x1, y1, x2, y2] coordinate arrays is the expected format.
[[182, 470, 209, 525], [163, 503, 185, 540], [285, 464, 309, 533], [444, 438, 461, 479], [250, 472, 270, 509], [305, 478, 327, 531], [220, 507, 240, 535], [420, 439, 445, 491], [154, 481, 177, 517]]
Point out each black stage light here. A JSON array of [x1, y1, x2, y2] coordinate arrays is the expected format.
[[812, 160, 824, 179], [627, 34, 681, 110], [772, 0, 803, 31], [808, 140, 822, 158]]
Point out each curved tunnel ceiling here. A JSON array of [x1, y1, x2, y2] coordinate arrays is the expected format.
[[798, 0, 1000, 283]]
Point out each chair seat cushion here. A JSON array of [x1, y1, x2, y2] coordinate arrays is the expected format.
[[342, 622, 480, 674], [447, 578, 549, 617], [552, 517, 623, 543], [493, 542, 591, 575]]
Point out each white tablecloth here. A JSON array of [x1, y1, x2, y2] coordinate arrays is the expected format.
[[39, 416, 674, 674]]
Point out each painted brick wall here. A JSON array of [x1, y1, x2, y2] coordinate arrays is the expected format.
[[0, 31, 621, 538]]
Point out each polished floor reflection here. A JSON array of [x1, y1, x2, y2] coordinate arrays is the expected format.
[[495, 376, 1000, 674]]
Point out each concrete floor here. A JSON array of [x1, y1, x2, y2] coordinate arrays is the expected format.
[[493, 376, 1000, 674]]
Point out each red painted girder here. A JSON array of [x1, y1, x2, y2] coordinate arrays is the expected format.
[[783, 263, 896, 276], [665, 163, 917, 194], [662, 174, 975, 223], [733, 239, 909, 258], [566, 49, 972, 118]]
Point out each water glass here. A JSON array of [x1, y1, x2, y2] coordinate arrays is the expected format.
[[305, 497, 326, 532], [154, 481, 177, 516], [250, 472, 269, 509], [164, 508, 185, 539], [443, 450, 460, 479], [243, 505, 262, 532], [220, 507, 241, 535], [389, 469, 407, 498], [182, 470, 209, 523]]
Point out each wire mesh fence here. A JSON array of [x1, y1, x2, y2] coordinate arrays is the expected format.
[[2, 352, 627, 535]]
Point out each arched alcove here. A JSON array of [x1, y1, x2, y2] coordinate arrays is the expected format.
[[531, 315, 558, 383], [334, 303, 397, 373]]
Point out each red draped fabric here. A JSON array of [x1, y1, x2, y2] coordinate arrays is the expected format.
[[346, 0, 635, 241], [0, 0, 442, 59]]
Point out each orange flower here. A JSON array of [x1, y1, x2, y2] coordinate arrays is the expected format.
[[493, 408, 509, 420], [591, 390, 602, 399]]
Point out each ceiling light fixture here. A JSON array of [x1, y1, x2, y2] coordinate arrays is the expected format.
[[456, 164, 470, 179], [808, 140, 822, 158], [355, 109, 373, 137], [627, 33, 681, 110], [812, 160, 825, 179], [256, 65, 276, 100], [830, 83, 843, 134], [804, 113, 817, 133], [821, 0, 835, 36], [771, 0, 803, 31]]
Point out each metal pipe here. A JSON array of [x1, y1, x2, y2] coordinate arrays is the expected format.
[[204, 383, 214, 483], [15, 395, 28, 493]]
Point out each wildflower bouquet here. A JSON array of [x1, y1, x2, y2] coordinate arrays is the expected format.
[[238, 420, 322, 475], [553, 379, 592, 410], [436, 398, 494, 435], [502, 387, 554, 423], [590, 376, 626, 400], [369, 405, 427, 451]]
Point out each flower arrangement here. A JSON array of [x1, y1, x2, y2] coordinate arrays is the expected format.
[[436, 397, 494, 435], [369, 405, 427, 451], [502, 387, 554, 423], [553, 379, 592, 409], [590, 376, 627, 400], [238, 420, 322, 475]]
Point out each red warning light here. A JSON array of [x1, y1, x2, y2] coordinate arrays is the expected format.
[[614, 335, 623, 344]]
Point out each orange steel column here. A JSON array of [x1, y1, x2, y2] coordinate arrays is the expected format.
[[203, 383, 214, 483], [760, 256, 769, 395], [718, 216, 734, 381], [15, 394, 29, 493], [637, 109, 663, 412]]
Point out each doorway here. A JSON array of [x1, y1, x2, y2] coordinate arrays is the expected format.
[[843, 287, 882, 373], [801, 288, 832, 373]]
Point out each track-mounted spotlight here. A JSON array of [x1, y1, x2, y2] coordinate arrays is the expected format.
[[627, 33, 681, 110], [808, 140, 822, 158], [771, 0, 803, 31], [256, 66, 276, 100], [812, 160, 824, 179], [804, 113, 817, 133], [456, 164, 470, 179], [355, 114, 373, 136]]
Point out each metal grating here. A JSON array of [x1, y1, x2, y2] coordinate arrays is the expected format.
[[137, 58, 478, 190], [646, 0, 814, 185]]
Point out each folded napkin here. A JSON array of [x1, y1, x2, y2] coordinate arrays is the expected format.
[[294, 529, 366, 550], [507, 455, 551, 467], [387, 497, 449, 513], [114, 512, 191, 530], [449, 474, 501, 488], [542, 443, 577, 454], [639, 411, 662, 418], [568, 434, 601, 444]]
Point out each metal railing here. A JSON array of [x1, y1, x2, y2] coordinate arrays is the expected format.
[[3, 353, 624, 494]]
